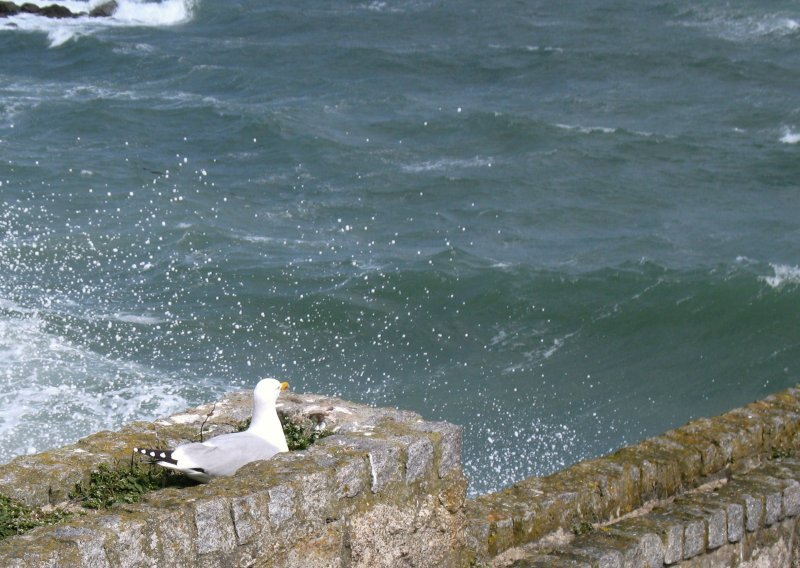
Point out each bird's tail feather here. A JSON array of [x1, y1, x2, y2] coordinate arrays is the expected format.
[[133, 447, 178, 466]]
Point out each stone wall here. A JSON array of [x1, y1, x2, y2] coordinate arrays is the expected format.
[[466, 387, 800, 567], [0, 390, 467, 567], [488, 458, 800, 567], [2, 385, 800, 567]]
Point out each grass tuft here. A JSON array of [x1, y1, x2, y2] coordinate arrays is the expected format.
[[571, 520, 594, 536], [282, 418, 333, 450], [69, 461, 195, 510], [0, 494, 72, 540], [772, 446, 793, 460], [237, 416, 333, 450]]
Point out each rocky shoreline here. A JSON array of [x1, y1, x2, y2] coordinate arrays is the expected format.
[[0, 0, 117, 19]]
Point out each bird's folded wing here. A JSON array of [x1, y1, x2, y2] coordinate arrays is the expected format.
[[174, 434, 283, 476]]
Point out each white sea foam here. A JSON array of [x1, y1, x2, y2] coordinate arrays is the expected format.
[[0, 307, 189, 463], [555, 123, 617, 135], [780, 127, 800, 145], [488, 44, 564, 54], [0, 297, 35, 315], [525, 45, 563, 53], [0, 0, 198, 48], [237, 232, 329, 249], [762, 264, 800, 288], [401, 156, 494, 173], [364, 1, 390, 11], [112, 0, 196, 25], [359, 0, 434, 13], [543, 333, 574, 359], [680, 8, 800, 43], [556, 123, 661, 139], [111, 313, 166, 325], [751, 16, 799, 38]]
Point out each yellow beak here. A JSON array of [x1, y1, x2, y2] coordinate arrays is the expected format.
[[280, 381, 290, 391]]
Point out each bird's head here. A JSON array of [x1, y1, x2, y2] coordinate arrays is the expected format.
[[253, 377, 290, 407]]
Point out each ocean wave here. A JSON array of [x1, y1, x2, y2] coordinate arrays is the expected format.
[[555, 123, 659, 138], [780, 127, 800, 145], [749, 16, 799, 38], [0, 297, 35, 316], [237, 233, 329, 248], [400, 156, 494, 173], [678, 8, 800, 43], [556, 123, 617, 135], [111, 313, 166, 325], [0, 309, 189, 462], [0, 0, 199, 48], [488, 43, 564, 54], [111, 0, 197, 25], [762, 264, 800, 288], [358, 0, 437, 14]]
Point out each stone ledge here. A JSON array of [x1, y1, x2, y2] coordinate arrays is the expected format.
[[499, 457, 800, 568], [467, 385, 800, 564], [0, 390, 468, 568]]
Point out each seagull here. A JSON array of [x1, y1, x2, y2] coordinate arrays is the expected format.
[[134, 378, 290, 482]]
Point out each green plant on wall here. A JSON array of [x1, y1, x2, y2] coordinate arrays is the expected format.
[[237, 415, 333, 450], [0, 494, 72, 539], [69, 462, 195, 510]]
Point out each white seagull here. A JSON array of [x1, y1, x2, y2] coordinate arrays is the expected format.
[[134, 378, 290, 482]]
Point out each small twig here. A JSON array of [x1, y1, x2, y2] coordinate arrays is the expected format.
[[199, 403, 217, 442]]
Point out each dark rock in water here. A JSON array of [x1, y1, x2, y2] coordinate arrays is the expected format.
[[0, 0, 96, 18], [89, 0, 117, 17], [0, 1, 21, 17], [38, 3, 77, 18], [0, 1, 80, 18]]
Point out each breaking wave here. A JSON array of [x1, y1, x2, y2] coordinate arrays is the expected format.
[[0, 0, 199, 47]]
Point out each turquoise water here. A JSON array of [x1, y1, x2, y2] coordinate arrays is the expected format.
[[1, 0, 799, 495]]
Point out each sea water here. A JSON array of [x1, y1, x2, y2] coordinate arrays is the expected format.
[[1, 0, 799, 495]]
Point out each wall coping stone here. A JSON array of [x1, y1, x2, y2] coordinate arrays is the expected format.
[[494, 456, 800, 567], [474, 384, 800, 566]]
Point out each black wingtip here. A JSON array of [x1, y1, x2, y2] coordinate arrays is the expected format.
[[133, 447, 178, 465]]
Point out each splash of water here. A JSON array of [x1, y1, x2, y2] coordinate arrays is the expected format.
[[0, 0, 199, 47], [780, 127, 800, 145]]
